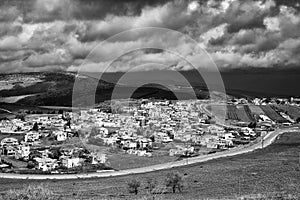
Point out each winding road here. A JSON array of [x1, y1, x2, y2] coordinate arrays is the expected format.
[[0, 127, 298, 180]]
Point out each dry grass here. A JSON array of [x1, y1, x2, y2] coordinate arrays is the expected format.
[[0, 185, 62, 200], [107, 152, 177, 170]]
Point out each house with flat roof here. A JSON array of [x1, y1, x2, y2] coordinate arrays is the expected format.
[[1, 137, 19, 147], [34, 157, 58, 171]]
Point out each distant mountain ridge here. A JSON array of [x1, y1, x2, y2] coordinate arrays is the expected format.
[[0, 70, 299, 107]]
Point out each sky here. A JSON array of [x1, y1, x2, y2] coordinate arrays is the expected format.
[[0, 0, 300, 73]]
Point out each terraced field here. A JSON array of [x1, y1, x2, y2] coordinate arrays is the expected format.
[[244, 105, 255, 122], [273, 105, 300, 120], [248, 105, 265, 115], [227, 105, 239, 120], [236, 105, 253, 122], [208, 104, 300, 124], [260, 105, 288, 123]]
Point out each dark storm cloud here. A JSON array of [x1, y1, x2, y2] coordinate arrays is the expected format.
[[78, 0, 193, 42], [15, 0, 172, 23], [0, 0, 300, 73], [73, 0, 172, 20]]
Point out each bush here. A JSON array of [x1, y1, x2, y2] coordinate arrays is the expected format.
[[0, 185, 61, 200], [165, 172, 185, 193], [128, 179, 141, 195]]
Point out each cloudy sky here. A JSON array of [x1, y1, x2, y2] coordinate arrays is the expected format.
[[1, 0, 300, 73]]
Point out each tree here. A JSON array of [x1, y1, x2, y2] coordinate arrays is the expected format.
[[165, 172, 184, 193], [127, 179, 141, 195], [49, 149, 61, 159], [27, 161, 36, 169], [65, 119, 71, 128], [32, 122, 39, 131]]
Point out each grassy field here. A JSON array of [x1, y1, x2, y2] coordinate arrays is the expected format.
[[0, 132, 299, 199], [107, 153, 177, 170]]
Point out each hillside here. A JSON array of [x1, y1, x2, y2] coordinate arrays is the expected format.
[[0, 132, 299, 199], [0, 72, 210, 107]]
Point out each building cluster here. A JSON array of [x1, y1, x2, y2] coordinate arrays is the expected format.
[[73, 100, 263, 158], [0, 114, 106, 172], [1, 97, 294, 173]]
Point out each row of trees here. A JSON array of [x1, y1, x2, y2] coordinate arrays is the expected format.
[[127, 172, 185, 195]]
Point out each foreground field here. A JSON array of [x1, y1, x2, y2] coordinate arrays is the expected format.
[[0, 132, 299, 199]]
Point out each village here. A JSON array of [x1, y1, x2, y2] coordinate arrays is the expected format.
[[0, 97, 300, 174]]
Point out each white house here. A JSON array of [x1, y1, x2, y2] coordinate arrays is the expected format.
[[92, 153, 107, 164], [54, 131, 67, 141], [15, 146, 30, 159], [24, 131, 40, 143], [61, 157, 81, 168], [34, 157, 59, 171]]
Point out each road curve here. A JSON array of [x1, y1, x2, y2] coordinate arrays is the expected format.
[[0, 127, 298, 180]]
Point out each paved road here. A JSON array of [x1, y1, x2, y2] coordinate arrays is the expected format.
[[0, 127, 298, 180]]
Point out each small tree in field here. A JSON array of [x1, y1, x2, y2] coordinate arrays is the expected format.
[[128, 179, 141, 195], [165, 172, 184, 193]]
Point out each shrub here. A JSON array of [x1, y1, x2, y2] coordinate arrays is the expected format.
[[165, 172, 185, 193], [128, 179, 141, 195]]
